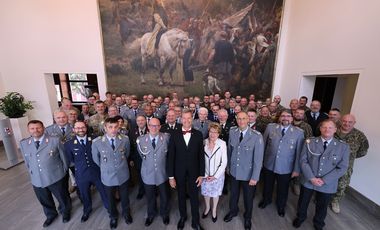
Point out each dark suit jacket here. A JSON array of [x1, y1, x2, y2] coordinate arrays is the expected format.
[[64, 136, 100, 183], [128, 126, 148, 162], [219, 122, 234, 143], [305, 111, 329, 136], [167, 129, 205, 181], [160, 122, 182, 135]]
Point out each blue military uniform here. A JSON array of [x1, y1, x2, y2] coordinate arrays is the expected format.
[[64, 135, 109, 216], [20, 134, 71, 220]]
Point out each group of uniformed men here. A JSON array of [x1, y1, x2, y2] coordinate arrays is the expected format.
[[20, 91, 369, 230]]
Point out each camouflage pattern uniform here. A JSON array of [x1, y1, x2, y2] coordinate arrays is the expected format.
[[293, 121, 313, 138], [88, 114, 108, 137], [332, 128, 369, 203], [256, 116, 273, 134]]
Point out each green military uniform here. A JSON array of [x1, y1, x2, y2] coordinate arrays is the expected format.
[[332, 128, 369, 203], [293, 121, 313, 138], [88, 114, 108, 137], [256, 116, 273, 134]]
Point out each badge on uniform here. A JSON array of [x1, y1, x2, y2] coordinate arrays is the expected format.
[[103, 156, 107, 162], [74, 140, 78, 144], [49, 150, 54, 157]]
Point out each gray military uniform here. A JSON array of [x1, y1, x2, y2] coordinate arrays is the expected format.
[[45, 123, 75, 143], [192, 119, 210, 139], [228, 127, 264, 181], [20, 135, 68, 188], [91, 134, 130, 186], [300, 137, 349, 193], [137, 133, 170, 185], [263, 124, 304, 174]]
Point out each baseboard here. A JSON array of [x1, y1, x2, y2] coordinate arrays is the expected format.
[[347, 186, 380, 218]]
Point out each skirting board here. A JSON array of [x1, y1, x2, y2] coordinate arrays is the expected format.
[[347, 186, 380, 219]]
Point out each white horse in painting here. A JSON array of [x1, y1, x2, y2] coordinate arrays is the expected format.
[[140, 28, 192, 85]]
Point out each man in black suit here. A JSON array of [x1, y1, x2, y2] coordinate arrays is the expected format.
[[168, 109, 205, 230], [305, 100, 328, 136], [160, 109, 182, 134], [128, 115, 148, 200]]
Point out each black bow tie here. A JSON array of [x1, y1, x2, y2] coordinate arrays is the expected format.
[[182, 130, 191, 135]]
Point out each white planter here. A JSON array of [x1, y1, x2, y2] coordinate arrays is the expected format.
[[10, 116, 29, 148]]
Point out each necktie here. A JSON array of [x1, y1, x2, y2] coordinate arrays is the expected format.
[[80, 139, 85, 146], [35, 141, 40, 150], [140, 130, 144, 136], [281, 128, 285, 137], [239, 132, 243, 143], [111, 138, 115, 150], [170, 125, 174, 130], [313, 113, 317, 120], [61, 127, 66, 135], [323, 141, 328, 151], [118, 107, 121, 113], [152, 138, 156, 149], [201, 122, 204, 128], [134, 110, 137, 117]]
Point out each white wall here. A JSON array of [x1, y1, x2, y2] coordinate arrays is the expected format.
[[275, 0, 380, 204], [0, 0, 107, 125]]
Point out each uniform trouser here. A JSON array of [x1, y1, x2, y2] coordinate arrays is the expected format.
[[104, 180, 130, 219], [63, 167, 81, 201], [296, 186, 333, 229], [229, 176, 257, 220], [177, 174, 200, 225], [332, 167, 353, 203], [33, 176, 71, 219], [77, 177, 109, 215], [134, 157, 145, 195], [261, 167, 292, 210], [144, 181, 170, 218]]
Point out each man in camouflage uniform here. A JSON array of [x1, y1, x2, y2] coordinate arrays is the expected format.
[[330, 114, 369, 213], [88, 101, 108, 137], [291, 108, 313, 195], [256, 106, 273, 134]]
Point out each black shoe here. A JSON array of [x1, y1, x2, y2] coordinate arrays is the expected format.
[[258, 200, 271, 209], [62, 214, 70, 223], [292, 218, 303, 228], [110, 218, 118, 229], [124, 213, 133, 224], [177, 217, 187, 230], [43, 215, 57, 228], [163, 216, 170, 225], [136, 192, 144, 200], [145, 217, 154, 226], [277, 208, 285, 217], [201, 210, 209, 219], [212, 215, 217, 223], [223, 212, 236, 222], [244, 219, 252, 230], [80, 213, 90, 222], [191, 223, 204, 230]]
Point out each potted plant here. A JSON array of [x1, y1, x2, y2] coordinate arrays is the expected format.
[[0, 92, 34, 146]]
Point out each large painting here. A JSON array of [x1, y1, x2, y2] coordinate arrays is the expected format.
[[99, 0, 283, 98]]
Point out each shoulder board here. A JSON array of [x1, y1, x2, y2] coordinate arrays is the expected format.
[[93, 136, 102, 142], [305, 137, 316, 143], [338, 139, 347, 144], [252, 130, 261, 135], [20, 136, 32, 143], [293, 126, 303, 131], [230, 126, 239, 131]]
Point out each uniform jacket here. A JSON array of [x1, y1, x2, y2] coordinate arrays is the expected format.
[[137, 133, 170, 185], [64, 136, 101, 183], [192, 119, 210, 139], [20, 135, 68, 188], [228, 127, 264, 181], [45, 123, 75, 143], [263, 124, 304, 174], [128, 126, 148, 162], [160, 122, 182, 135], [305, 111, 329, 137], [92, 134, 130, 186], [300, 137, 349, 193]]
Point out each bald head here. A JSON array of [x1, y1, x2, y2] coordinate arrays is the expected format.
[[341, 114, 356, 133]]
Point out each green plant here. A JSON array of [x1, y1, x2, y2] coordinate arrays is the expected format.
[[0, 92, 34, 118]]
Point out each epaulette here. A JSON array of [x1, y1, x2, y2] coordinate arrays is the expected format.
[[294, 126, 303, 132], [20, 136, 32, 143], [231, 126, 239, 131], [252, 129, 261, 135], [306, 137, 316, 144], [93, 136, 102, 142]]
